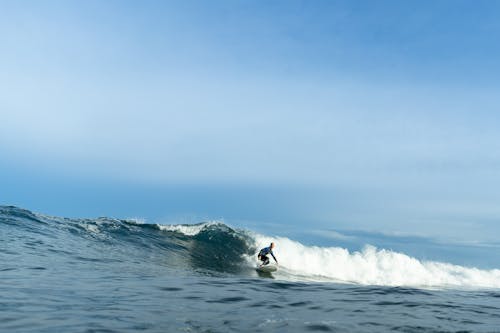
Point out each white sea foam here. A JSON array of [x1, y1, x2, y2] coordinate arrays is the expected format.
[[157, 221, 221, 236], [153, 221, 500, 288], [253, 233, 500, 288], [83, 223, 100, 234], [125, 218, 146, 225]]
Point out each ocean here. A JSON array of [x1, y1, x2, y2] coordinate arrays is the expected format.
[[1, 205, 499, 332]]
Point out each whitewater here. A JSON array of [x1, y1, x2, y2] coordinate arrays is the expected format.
[[1, 206, 499, 332], [160, 220, 500, 289]]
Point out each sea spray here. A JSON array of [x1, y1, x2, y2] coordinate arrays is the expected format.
[[252, 233, 500, 287]]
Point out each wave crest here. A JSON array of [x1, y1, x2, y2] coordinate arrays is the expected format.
[[2, 206, 500, 289]]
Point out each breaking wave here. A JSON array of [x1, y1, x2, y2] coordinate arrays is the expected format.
[[2, 206, 499, 289]]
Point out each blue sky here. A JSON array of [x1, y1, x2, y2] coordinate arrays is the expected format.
[[1, 1, 500, 242]]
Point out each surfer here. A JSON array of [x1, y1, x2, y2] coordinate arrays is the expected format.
[[258, 242, 278, 266]]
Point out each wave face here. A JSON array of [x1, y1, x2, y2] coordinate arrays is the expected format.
[[1, 206, 500, 289]]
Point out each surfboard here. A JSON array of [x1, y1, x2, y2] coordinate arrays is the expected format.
[[256, 264, 278, 273]]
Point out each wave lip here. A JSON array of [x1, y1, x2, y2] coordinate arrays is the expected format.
[[157, 221, 225, 236]]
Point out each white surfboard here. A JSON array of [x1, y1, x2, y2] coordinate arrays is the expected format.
[[256, 264, 278, 273]]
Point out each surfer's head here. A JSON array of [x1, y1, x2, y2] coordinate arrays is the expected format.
[[270, 242, 275, 249]]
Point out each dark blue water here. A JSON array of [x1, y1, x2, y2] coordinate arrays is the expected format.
[[1, 206, 499, 332]]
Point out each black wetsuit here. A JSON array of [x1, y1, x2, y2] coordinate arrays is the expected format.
[[258, 246, 277, 266]]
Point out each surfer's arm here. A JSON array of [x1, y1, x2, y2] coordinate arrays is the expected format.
[[270, 251, 278, 264]]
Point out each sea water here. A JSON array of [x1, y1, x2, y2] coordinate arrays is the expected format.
[[1, 206, 499, 332]]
